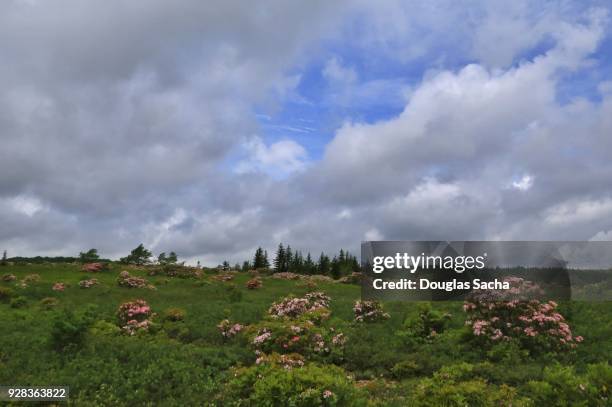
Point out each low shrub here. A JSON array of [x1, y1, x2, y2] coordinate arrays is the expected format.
[[39, 297, 60, 310], [217, 319, 243, 339], [246, 277, 262, 289], [163, 307, 186, 322], [81, 263, 108, 273], [268, 292, 331, 320], [116, 299, 154, 335], [79, 278, 99, 289], [52, 282, 66, 291], [219, 356, 367, 406], [23, 273, 41, 283], [353, 300, 389, 323], [2, 273, 16, 282], [117, 271, 154, 289], [49, 306, 98, 351], [396, 303, 451, 345], [0, 286, 14, 302], [10, 295, 28, 308]]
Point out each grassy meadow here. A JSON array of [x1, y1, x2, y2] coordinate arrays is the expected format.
[[0, 263, 610, 406]]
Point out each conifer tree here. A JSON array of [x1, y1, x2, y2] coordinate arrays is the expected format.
[[273, 243, 285, 273]]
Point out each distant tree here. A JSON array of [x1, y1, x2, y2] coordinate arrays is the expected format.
[[120, 244, 152, 265], [222, 260, 230, 270], [317, 252, 331, 275], [273, 243, 286, 273], [285, 246, 293, 272], [331, 256, 342, 279], [197, 260, 201, 268], [167, 251, 178, 264], [304, 252, 315, 275], [78, 248, 99, 263], [1, 250, 7, 266], [263, 250, 270, 268], [158, 252, 167, 264], [253, 247, 267, 269], [234, 263, 241, 271], [241, 261, 250, 272]]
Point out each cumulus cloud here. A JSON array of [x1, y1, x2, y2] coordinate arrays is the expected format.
[[1, 1, 611, 264]]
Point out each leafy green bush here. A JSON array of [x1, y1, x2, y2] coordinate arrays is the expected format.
[[163, 307, 186, 322], [10, 296, 27, 308], [0, 286, 14, 302], [39, 297, 60, 310], [396, 303, 452, 346], [219, 355, 367, 406], [49, 306, 97, 350], [406, 363, 529, 406], [524, 363, 611, 406]]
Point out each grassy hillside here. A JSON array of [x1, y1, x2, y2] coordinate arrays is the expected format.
[[0, 263, 610, 406]]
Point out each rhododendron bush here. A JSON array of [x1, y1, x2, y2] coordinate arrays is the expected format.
[[464, 278, 584, 352], [268, 292, 331, 320], [217, 319, 243, 339], [117, 270, 155, 289], [52, 282, 66, 291], [79, 278, 99, 289], [353, 300, 390, 323], [116, 299, 154, 335]]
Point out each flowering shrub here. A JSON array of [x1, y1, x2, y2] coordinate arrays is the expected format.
[[117, 270, 154, 289], [79, 278, 99, 289], [246, 277, 262, 289], [353, 300, 390, 323], [2, 273, 16, 282], [217, 319, 244, 339], [462, 277, 583, 353], [163, 307, 186, 322], [212, 273, 234, 282], [81, 262, 108, 272], [23, 274, 41, 283], [116, 299, 154, 335], [52, 282, 66, 291], [246, 318, 347, 362], [268, 292, 331, 320]]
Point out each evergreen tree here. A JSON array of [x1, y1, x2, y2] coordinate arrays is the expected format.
[[78, 248, 99, 263], [331, 256, 342, 279], [222, 260, 230, 270], [253, 247, 269, 269], [241, 261, 250, 272], [120, 244, 152, 265], [304, 252, 315, 275], [167, 251, 178, 264], [285, 245, 293, 272], [317, 252, 331, 275], [1, 250, 7, 266], [273, 243, 286, 273]]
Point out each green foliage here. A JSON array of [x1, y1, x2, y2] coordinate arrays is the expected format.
[[49, 306, 98, 351], [0, 286, 14, 302], [219, 357, 367, 406], [39, 297, 60, 310], [396, 303, 451, 346], [78, 248, 99, 263], [226, 284, 243, 303], [10, 295, 28, 308], [163, 307, 186, 322], [120, 243, 152, 265], [524, 363, 611, 406]]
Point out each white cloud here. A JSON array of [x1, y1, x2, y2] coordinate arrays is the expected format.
[[235, 136, 309, 177], [512, 175, 534, 191]]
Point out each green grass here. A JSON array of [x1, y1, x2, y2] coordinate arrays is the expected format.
[[0, 263, 610, 406]]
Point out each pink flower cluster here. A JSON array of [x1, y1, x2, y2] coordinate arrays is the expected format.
[[117, 270, 154, 289], [116, 299, 153, 335], [246, 278, 262, 289], [79, 278, 99, 289], [217, 319, 244, 338], [81, 263, 106, 273], [52, 282, 66, 291], [268, 292, 331, 319], [464, 299, 583, 349], [353, 300, 390, 323], [255, 352, 305, 370], [253, 329, 272, 344]]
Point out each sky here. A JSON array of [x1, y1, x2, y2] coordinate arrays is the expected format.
[[1, 0, 612, 265]]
